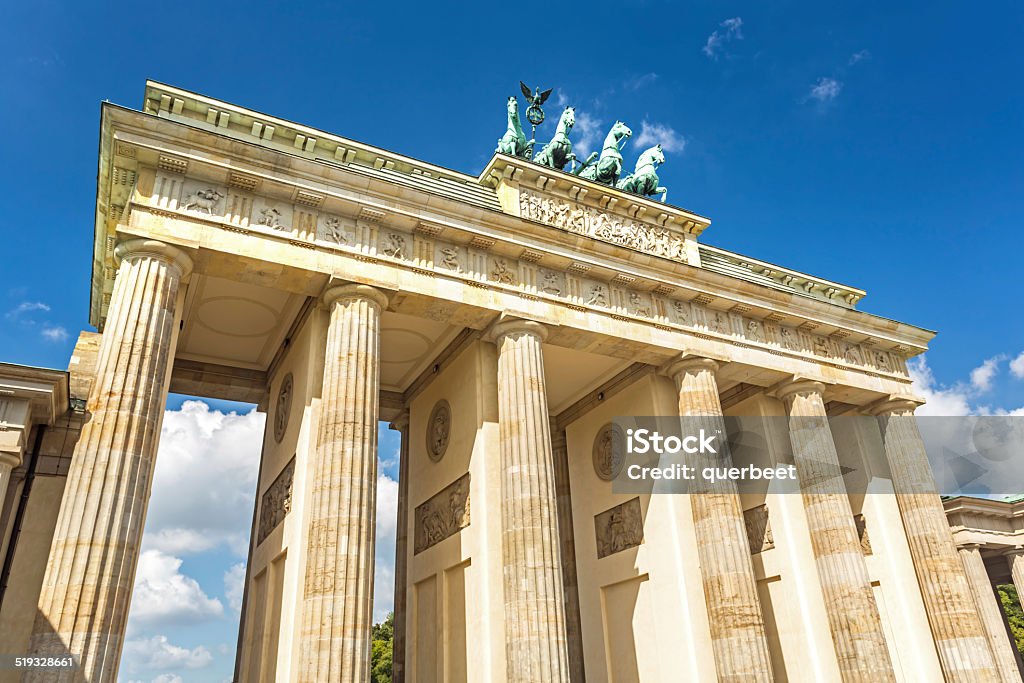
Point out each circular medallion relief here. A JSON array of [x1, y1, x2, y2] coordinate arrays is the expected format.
[[274, 373, 293, 443], [426, 399, 451, 462], [593, 423, 625, 481]]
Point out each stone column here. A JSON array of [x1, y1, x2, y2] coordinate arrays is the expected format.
[[775, 380, 895, 682], [298, 284, 388, 683], [666, 356, 774, 682], [0, 399, 28, 520], [489, 318, 570, 683], [958, 544, 1023, 682], [870, 398, 999, 682], [28, 239, 191, 681], [1007, 549, 1024, 612], [550, 419, 585, 683], [390, 411, 409, 683]]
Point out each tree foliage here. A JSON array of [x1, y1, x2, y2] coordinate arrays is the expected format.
[[997, 584, 1024, 654], [371, 611, 394, 683]]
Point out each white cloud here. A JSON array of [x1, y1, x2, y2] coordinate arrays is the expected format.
[[224, 562, 246, 612], [142, 401, 263, 558], [122, 635, 213, 673], [970, 355, 1004, 392], [1010, 351, 1024, 379], [634, 119, 686, 154], [703, 17, 743, 59], [41, 325, 69, 342], [849, 49, 871, 65], [5, 301, 50, 320], [625, 72, 659, 91], [373, 473, 399, 623], [129, 549, 224, 627], [573, 111, 603, 158], [808, 77, 843, 104]]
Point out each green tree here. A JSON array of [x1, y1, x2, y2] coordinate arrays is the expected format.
[[997, 584, 1024, 654], [371, 611, 394, 683]]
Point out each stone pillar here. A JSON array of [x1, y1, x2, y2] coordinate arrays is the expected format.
[[870, 398, 999, 682], [298, 284, 387, 682], [28, 239, 191, 681], [775, 380, 895, 682], [390, 411, 410, 683], [958, 544, 1023, 682], [666, 356, 774, 682], [550, 419, 585, 683], [0, 398, 30, 528], [1007, 549, 1024, 612], [489, 318, 570, 683]]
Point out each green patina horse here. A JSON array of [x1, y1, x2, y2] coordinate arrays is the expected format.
[[617, 144, 668, 202], [534, 106, 576, 171], [496, 96, 532, 158], [575, 121, 632, 186]]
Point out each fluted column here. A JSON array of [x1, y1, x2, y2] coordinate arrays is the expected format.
[[550, 418, 585, 683], [666, 356, 774, 682], [298, 284, 388, 683], [958, 544, 1023, 682], [1007, 549, 1024, 613], [489, 318, 570, 682], [871, 398, 999, 682], [390, 411, 409, 683], [28, 239, 192, 682], [775, 380, 895, 682]]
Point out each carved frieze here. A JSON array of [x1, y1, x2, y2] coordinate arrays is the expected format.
[[595, 497, 643, 559], [414, 473, 470, 554], [519, 189, 689, 263], [258, 457, 295, 544], [744, 504, 774, 553]]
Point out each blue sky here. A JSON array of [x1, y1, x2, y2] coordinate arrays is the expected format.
[[2, 2, 1023, 681]]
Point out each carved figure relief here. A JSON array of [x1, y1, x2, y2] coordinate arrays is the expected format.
[[875, 352, 891, 371], [592, 423, 625, 481], [274, 373, 293, 443], [813, 337, 831, 357], [540, 269, 562, 295], [414, 473, 470, 554], [440, 246, 461, 271], [490, 259, 516, 285], [709, 312, 729, 334], [426, 399, 451, 462], [780, 327, 798, 351], [383, 232, 406, 259], [322, 216, 348, 243], [629, 292, 651, 317], [519, 189, 687, 263], [672, 300, 690, 324], [843, 344, 862, 365], [256, 207, 284, 230], [595, 497, 643, 559], [744, 504, 774, 553], [586, 284, 607, 307], [746, 320, 762, 342], [182, 188, 224, 214], [258, 458, 295, 544]]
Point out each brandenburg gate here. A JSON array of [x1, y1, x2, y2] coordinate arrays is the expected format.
[[0, 81, 1017, 682]]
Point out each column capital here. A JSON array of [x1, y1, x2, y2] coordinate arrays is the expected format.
[[957, 542, 984, 552], [662, 354, 721, 383], [1003, 547, 1024, 558], [0, 449, 22, 469], [114, 238, 193, 279], [322, 283, 389, 310], [866, 394, 925, 417], [770, 377, 829, 404], [485, 316, 548, 344]]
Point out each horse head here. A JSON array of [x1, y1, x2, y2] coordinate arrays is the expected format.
[[507, 96, 518, 117], [607, 121, 632, 150], [559, 106, 575, 132], [637, 144, 665, 170]]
